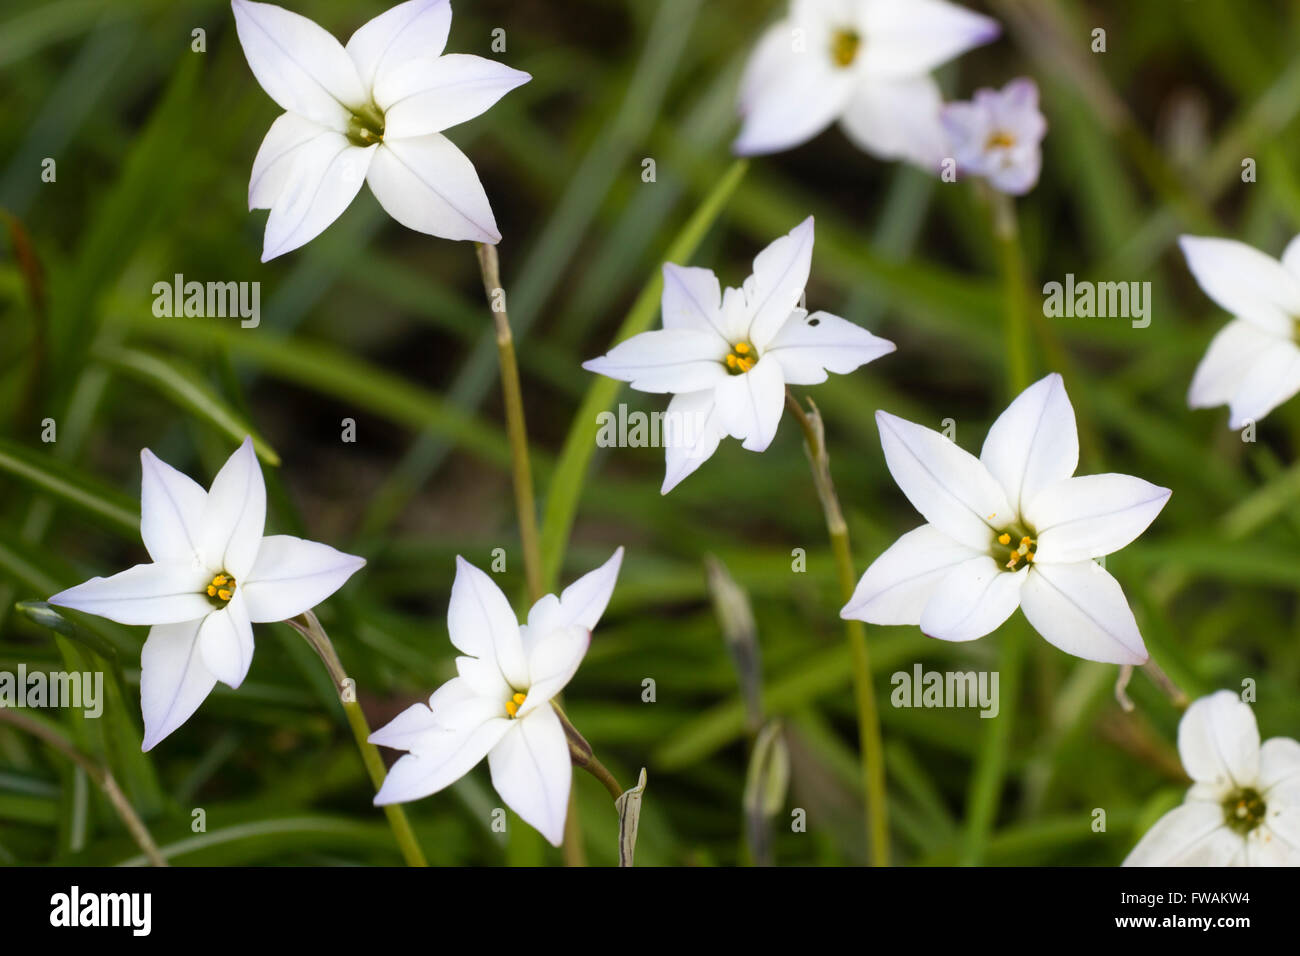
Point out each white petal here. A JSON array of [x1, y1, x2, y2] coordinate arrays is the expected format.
[[345, 0, 451, 93], [841, 523, 981, 624], [196, 593, 255, 689], [231, 0, 365, 129], [249, 112, 338, 210], [875, 411, 1012, 549], [765, 310, 895, 385], [1178, 690, 1260, 789], [1123, 802, 1241, 866], [447, 556, 528, 689], [519, 547, 624, 653], [839, 73, 947, 169], [367, 700, 443, 752], [49, 563, 211, 626], [661, 390, 726, 494], [1188, 319, 1283, 411], [713, 353, 786, 452], [1246, 822, 1300, 865], [581, 329, 728, 394], [733, 22, 856, 156], [241, 534, 366, 623], [743, 217, 816, 350], [1281, 233, 1300, 279], [520, 625, 590, 715], [365, 134, 500, 243], [1018, 561, 1148, 665], [1028, 474, 1171, 563], [919, 556, 1026, 642], [140, 619, 217, 751], [139, 448, 207, 566], [979, 373, 1078, 517], [661, 263, 727, 342], [859, 0, 1000, 76], [262, 135, 374, 261], [1227, 339, 1300, 429], [198, 437, 267, 580], [373, 716, 513, 805], [1260, 737, 1300, 794], [488, 705, 571, 846], [1179, 235, 1300, 336], [376, 54, 531, 138]]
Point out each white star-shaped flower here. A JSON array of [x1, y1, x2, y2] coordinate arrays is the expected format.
[[233, 0, 530, 260], [48, 438, 365, 750], [940, 77, 1046, 195], [843, 374, 1170, 664], [1125, 690, 1300, 866], [1181, 233, 1300, 429], [734, 0, 1000, 164], [582, 217, 895, 493], [370, 549, 624, 847]]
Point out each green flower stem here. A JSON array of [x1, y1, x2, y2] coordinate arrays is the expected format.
[[986, 189, 1032, 398], [785, 390, 889, 866], [287, 611, 427, 867], [554, 703, 624, 801]]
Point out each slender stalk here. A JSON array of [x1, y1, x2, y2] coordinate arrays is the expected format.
[[784, 390, 889, 866], [986, 189, 1032, 397], [0, 708, 167, 867], [287, 611, 427, 867], [554, 703, 624, 801]]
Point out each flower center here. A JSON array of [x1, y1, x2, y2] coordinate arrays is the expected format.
[[994, 528, 1036, 570], [505, 691, 527, 718], [724, 341, 757, 375], [986, 130, 1017, 150], [1222, 787, 1267, 835], [830, 29, 862, 68], [347, 103, 386, 147], [204, 572, 236, 606]]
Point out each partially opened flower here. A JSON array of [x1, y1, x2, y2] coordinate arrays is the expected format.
[[734, 0, 1000, 165], [370, 548, 624, 846], [233, 0, 530, 260], [582, 217, 895, 493], [1181, 234, 1300, 429], [940, 77, 1046, 195], [843, 374, 1169, 665], [1125, 691, 1300, 866], [48, 438, 365, 750]]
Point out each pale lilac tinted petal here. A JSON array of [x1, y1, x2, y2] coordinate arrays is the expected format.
[[488, 705, 570, 846], [713, 353, 786, 452], [764, 310, 895, 385], [661, 263, 727, 342], [919, 556, 1025, 642], [231, 0, 365, 128], [140, 618, 217, 751], [262, 135, 374, 260], [859, 0, 1000, 76], [447, 556, 528, 688], [249, 112, 337, 210], [49, 563, 211, 626], [840, 73, 946, 169], [1188, 319, 1281, 411], [1179, 235, 1300, 336], [1123, 802, 1240, 866], [875, 411, 1012, 549], [661, 390, 725, 494], [1227, 340, 1300, 429], [519, 625, 589, 714], [373, 717, 513, 804], [241, 534, 366, 623], [345, 0, 451, 93], [1028, 474, 1170, 563], [744, 217, 815, 350], [980, 373, 1077, 516], [1178, 690, 1260, 789], [376, 54, 531, 137], [139, 449, 207, 566], [582, 329, 728, 394], [1018, 561, 1148, 665], [198, 437, 267, 580], [366, 134, 500, 243], [196, 592, 255, 689], [841, 523, 981, 625]]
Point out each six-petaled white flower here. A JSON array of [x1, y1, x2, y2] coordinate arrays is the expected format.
[[233, 0, 530, 260], [582, 217, 895, 493], [734, 0, 1000, 165], [1181, 234, 1300, 429], [843, 374, 1170, 664], [940, 77, 1046, 195], [48, 437, 366, 750], [370, 549, 624, 846], [1125, 691, 1300, 866]]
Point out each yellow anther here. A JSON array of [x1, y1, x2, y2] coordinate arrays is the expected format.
[[505, 691, 527, 718], [1020, 537, 1032, 546], [830, 29, 861, 68], [997, 533, 1011, 546], [217, 588, 232, 602], [1006, 553, 1020, 569], [986, 131, 1017, 150], [725, 354, 739, 369], [733, 342, 751, 354], [724, 342, 758, 375], [204, 572, 237, 605]]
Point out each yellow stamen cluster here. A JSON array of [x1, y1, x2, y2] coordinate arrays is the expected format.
[[347, 103, 386, 147], [830, 29, 862, 68], [724, 341, 757, 375], [999, 533, 1036, 569], [986, 130, 1017, 150], [205, 573, 236, 604], [505, 691, 527, 718]]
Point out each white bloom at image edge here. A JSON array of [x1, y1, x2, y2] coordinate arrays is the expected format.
[[369, 549, 624, 846], [47, 438, 365, 750], [734, 0, 1000, 165], [843, 374, 1170, 665], [582, 217, 895, 493], [940, 77, 1046, 196], [1125, 691, 1300, 865], [232, 0, 530, 260], [1181, 233, 1300, 429]]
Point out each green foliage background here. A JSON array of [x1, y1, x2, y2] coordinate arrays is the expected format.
[[3, 0, 1300, 866]]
